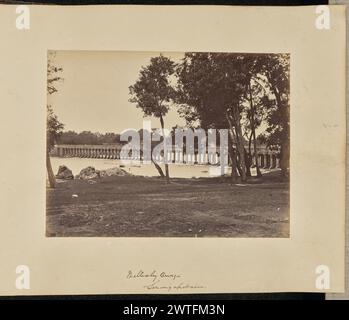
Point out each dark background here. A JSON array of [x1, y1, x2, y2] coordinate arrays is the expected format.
[[0, 0, 329, 5]]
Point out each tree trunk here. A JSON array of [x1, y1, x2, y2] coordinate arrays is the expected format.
[[151, 158, 165, 177], [248, 131, 253, 162], [244, 148, 251, 178], [248, 83, 262, 178], [270, 82, 289, 178], [252, 131, 262, 177], [46, 149, 56, 188], [228, 135, 238, 183], [226, 116, 242, 182], [159, 114, 170, 183], [226, 112, 247, 182], [280, 141, 290, 179], [231, 108, 247, 182]]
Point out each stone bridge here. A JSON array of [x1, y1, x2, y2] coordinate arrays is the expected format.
[[51, 144, 280, 169]]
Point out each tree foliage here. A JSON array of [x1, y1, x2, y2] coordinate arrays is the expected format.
[[57, 131, 122, 145], [175, 52, 290, 180], [47, 105, 64, 152], [46, 52, 64, 188], [129, 55, 176, 182], [129, 55, 176, 118]]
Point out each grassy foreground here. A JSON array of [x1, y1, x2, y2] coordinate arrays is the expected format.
[[46, 172, 289, 238]]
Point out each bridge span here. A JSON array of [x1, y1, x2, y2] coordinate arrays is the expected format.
[[51, 144, 280, 169]]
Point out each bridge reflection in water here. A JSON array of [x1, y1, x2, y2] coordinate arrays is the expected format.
[[51, 144, 280, 169]]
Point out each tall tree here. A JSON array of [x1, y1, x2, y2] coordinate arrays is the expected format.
[[243, 79, 268, 178], [47, 105, 64, 187], [177, 53, 290, 181], [47, 52, 64, 188], [256, 54, 290, 178], [129, 55, 176, 183], [176, 53, 250, 182]]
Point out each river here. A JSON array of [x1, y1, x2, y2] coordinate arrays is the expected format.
[[50, 156, 222, 178], [50, 156, 273, 179]]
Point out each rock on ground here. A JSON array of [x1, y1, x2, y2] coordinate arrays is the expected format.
[[99, 167, 129, 177], [55, 165, 74, 180], [76, 166, 129, 180], [75, 166, 99, 180]]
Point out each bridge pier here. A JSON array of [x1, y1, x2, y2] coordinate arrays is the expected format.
[[52, 145, 281, 171]]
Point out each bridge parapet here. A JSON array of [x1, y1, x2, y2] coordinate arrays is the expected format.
[[50, 144, 280, 168]]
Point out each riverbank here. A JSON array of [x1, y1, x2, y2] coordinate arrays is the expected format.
[[50, 156, 279, 179], [46, 172, 289, 238]]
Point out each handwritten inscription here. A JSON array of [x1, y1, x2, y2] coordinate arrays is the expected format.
[[126, 270, 205, 292]]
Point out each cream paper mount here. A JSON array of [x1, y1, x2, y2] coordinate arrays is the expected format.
[[0, 5, 346, 295]]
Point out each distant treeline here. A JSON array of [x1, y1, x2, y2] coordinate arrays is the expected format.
[[56, 129, 225, 146], [57, 131, 122, 145]]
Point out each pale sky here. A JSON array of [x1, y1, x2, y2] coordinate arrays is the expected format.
[[48, 50, 186, 133]]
